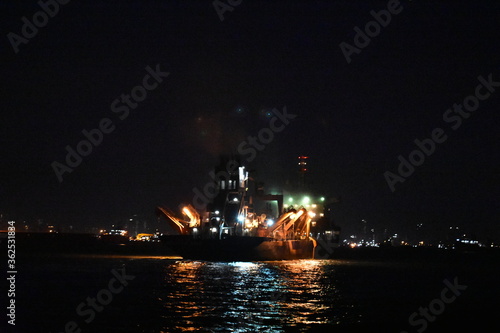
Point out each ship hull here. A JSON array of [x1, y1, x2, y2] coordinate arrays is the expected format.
[[160, 235, 315, 261]]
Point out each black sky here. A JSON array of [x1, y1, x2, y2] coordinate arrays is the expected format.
[[1, 0, 499, 240]]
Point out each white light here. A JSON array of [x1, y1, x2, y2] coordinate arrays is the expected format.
[[267, 219, 274, 226], [214, 210, 220, 215], [193, 228, 198, 232], [229, 262, 257, 268], [237, 215, 244, 222], [233, 198, 238, 202], [211, 227, 217, 232]]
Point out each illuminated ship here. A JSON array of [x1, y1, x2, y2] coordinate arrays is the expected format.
[[155, 156, 340, 260]]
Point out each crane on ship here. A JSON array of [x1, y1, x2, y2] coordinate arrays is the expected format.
[[267, 207, 315, 240], [156, 205, 200, 235]]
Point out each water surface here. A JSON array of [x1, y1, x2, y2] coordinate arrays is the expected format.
[[12, 254, 500, 332]]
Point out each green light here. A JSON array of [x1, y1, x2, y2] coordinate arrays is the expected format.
[[302, 196, 310, 204], [289, 197, 293, 202], [320, 197, 325, 202]]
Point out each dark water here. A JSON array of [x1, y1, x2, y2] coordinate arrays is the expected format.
[[7, 254, 500, 332]]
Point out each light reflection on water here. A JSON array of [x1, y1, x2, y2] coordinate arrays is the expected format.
[[158, 260, 361, 332], [20, 254, 492, 332]]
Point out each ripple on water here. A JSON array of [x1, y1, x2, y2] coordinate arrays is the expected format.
[[157, 260, 361, 332]]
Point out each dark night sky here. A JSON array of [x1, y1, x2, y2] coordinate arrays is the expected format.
[[1, 1, 499, 240]]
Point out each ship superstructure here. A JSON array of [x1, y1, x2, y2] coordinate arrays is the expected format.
[[155, 156, 340, 260]]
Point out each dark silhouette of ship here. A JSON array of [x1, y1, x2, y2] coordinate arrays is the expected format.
[[155, 156, 340, 260]]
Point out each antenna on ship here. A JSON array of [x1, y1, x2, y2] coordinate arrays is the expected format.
[[298, 155, 309, 189]]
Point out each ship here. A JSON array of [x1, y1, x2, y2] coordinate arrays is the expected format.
[[155, 156, 341, 260]]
